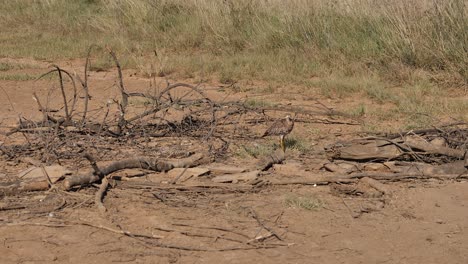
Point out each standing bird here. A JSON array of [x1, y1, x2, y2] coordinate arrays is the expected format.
[[262, 114, 295, 152]]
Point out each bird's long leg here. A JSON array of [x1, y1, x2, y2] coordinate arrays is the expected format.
[[280, 135, 285, 152]]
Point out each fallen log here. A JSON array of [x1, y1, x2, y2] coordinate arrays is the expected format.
[[0, 180, 50, 196]]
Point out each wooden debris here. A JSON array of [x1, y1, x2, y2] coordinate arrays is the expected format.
[[323, 163, 348, 174], [359, 177, 391, 195], [95, 177, 109, 213], [405, 136, 465, 159], [333, 141, 402, 160], [18, 165, 72, 183], [212, 170, 260, 183], [362, 163, 389, 172], [166, 167, 210, 183], [117, 169, 147, 178], [63, 153, 204, 190], [201, 163, 247, 174]]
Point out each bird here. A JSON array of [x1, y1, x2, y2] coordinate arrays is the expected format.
[[262, 114, 295, 152]]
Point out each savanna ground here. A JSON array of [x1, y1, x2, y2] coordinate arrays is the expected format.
[[0, 1, 467, 263]]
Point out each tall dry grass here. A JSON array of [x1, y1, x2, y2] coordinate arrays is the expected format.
[[0, 0, 466, 85]]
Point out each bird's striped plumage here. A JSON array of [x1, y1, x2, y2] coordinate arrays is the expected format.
[[262, 115, 294, 152], [262, 115, 294, 137]]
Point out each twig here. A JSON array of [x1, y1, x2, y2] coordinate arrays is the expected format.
[[107, 48, 128, 134], [32, 92, 48, 123], [0, 220, 163, 240], [169, 166, 188, 184], [81, 45, 94, 124], [249, 208, 283, 241], [40, 165, 54, 188], [53, 65, 70, 122], [83, 153, 104, 177], [341, 197, 359, 218]]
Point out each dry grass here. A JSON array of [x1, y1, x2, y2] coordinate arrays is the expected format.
[[0, 0, 466, 86], [1, 0, 466, 131], [0, 73, 38, 81], [284, 194, 324, 211]]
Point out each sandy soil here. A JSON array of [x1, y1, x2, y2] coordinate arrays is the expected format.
[[0, 58, 467, 264]]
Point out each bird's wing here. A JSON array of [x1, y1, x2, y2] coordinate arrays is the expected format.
[[262, 120, 278, 137], [263, 119, 286, 136]]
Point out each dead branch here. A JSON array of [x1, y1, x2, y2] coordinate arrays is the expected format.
[[32, 92, 48, 123], [249, 208, 283, 241], [95, 177, 109, 213], [107, 48, 128, 134], [81, 45, 94, 124], [83, 153, 104, 177], [169, 166, 188, 184], [63, 153, 204, 190]]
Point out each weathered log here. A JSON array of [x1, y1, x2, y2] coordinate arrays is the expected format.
[[0, 180, 49, 196]]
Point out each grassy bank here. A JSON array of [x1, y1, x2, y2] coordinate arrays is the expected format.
[[0, 0, 466, 86]]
